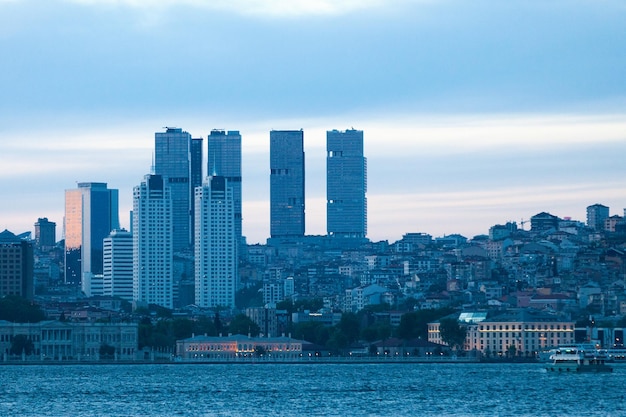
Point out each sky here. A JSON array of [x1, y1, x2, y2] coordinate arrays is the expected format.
[[0, 0, 625, 244]]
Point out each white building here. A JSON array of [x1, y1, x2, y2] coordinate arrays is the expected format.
[[195, 176, 237, 309], [133, 174, 174, 309], [103, 229, 133, 301]]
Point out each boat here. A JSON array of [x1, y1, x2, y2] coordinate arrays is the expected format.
[[538, 343, 598, 363], [545, 347, 613, 373]]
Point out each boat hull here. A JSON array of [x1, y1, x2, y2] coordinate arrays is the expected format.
[[546, 364, 613, 373]]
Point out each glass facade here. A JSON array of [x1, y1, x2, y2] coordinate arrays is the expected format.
[[270, 130, 305, 238], [207, 130, 242, 247], [155, 128, 193, 252], [326, 129, 367, 238]]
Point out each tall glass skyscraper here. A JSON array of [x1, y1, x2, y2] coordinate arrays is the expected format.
[[207, 130, 242, 247], [64, 182, 119, 292], [326, 129, 367, 238], [270, 130, 305, 238], [154, 127, 198, 252]]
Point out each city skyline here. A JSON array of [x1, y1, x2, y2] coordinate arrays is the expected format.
[[1, 0, 625, 244]]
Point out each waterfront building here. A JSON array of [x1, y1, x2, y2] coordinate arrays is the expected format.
[[326, 129, 367, 238], [0, 320, 138, 361], [154, 127, 195, 252], [207, 130, 243, 250], [587, 203, 609, 231], [428, 309, 575, 357], [270, 130, 305, 238], [133, 174, 174, 309], [103, 229, 133, 301], [34, 218, 56, 251], [194, 176, 237, 309], [64, 182, 119, 293], [175, 334, 303, 360], [0, 230, 34, 299]]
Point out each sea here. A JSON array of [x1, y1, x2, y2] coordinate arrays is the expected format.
[[0, 362, 624, 416]]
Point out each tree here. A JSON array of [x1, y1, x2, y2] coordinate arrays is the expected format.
[[439, 318, 467, 351], [227, 314, 260, 337], [10, 335, 34, 356], [0, 296, 46, 323], [99, 343, 115, 359], [336, 313, 360, 345]]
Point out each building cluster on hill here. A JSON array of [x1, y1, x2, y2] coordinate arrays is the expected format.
[[1, 126, 625, 361]]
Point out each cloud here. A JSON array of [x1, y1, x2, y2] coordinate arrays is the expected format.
[[65, 0, 394, 17]]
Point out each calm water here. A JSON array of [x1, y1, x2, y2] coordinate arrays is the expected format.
[[0, 362, 624, 416]]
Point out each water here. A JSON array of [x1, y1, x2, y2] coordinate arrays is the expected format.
[[0, 363, 624, 416]]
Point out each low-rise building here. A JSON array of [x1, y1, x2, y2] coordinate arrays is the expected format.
[[0, 320, 138, 361], [175, 334, 304, 360]]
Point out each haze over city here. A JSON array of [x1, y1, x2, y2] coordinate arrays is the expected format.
[[1, 0, 625, 243]]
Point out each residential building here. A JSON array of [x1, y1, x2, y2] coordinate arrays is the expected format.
[[103, 229, 133, 301], [64, 182, 119, 293], [326, 128, 367, 238], [587, 203, 609, 231], [195, 176, 237, 309], [34, 217, 56, 251], [207, 130, 243, 249], [270, 130, 305, 238], [0, 230, 34, 299], [133, 174, 174, 309], [154, 127, 194, 252]]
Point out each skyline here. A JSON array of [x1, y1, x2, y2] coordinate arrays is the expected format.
[[1, 0, 625, 244]]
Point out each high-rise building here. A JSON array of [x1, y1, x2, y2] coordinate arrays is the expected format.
[[326, 129, 367, 238], [0, 229, 34, 299], [587, 203, 609, 231], [270, 130, 305, 238], [190, 137, 203, 243], [64, 182, 119, 295], [194, 176, 237, 309], [34, 217, 56, 251], [207, 130, 242, 248], [103, 229, 133, 301], [154, 127, 194, 252], [133, 174, 174, 309]]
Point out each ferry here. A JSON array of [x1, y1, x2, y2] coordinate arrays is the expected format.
[[538, 343, 598, 363], [545, 347, 613, 373]]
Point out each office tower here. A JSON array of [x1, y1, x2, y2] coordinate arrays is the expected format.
[[154, 127, 193, 252], [326, 129, 367, 238], [133, 174, 174, 309], [194, 176, 237, 308], [0, 229, 34, 299], [207, 130, 242, 248], [64, 182, 119, 295], [103, 229, 133, 301], [34, 217, 56, 251], [587, 203, 609, 231], [270, 130, 305, 238], [190, 137, 203, 242]]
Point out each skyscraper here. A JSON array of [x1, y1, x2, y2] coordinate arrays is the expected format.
[[34, 217, 56, 251], [154, 127, 194, 252], [0, 229, 34, 299], [194, 175, 237, 308], [270, 130, 305, 238], [103, 229, 133, 301], [133, 174, 173, 309], [326, 129, 367, 238], [64, 182, 119, 294], [207, 130, 242, 248]]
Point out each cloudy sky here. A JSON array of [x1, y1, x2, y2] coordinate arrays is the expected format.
[[1, 0, 625, 244]]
